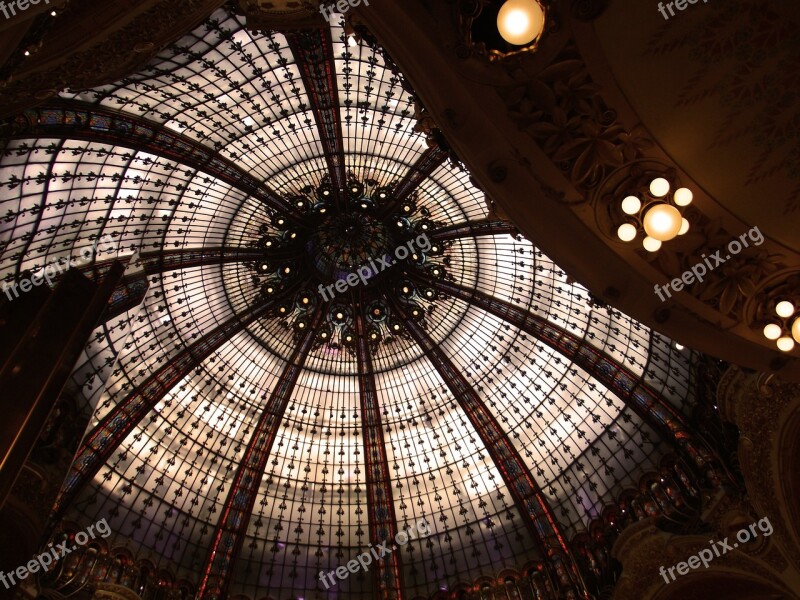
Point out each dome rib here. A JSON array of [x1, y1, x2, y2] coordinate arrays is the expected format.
[[377, 145, 449, 219], [197, 306, 325, 600], [421, 275, 718, 473], [286, 29, 350, 210], [10, 100, 303, 224], [430, 218, 518, 242], [390, 296, 587, 598], [52, 295, 279, 519], [353, 289, 405, 598]]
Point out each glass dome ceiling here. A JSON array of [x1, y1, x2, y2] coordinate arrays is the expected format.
[[0, 6, 701, 600]]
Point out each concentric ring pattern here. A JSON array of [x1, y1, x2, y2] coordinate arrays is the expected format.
[[0, 7, 697, 599]]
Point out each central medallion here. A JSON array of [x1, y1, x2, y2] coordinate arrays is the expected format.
[[309, 212, 392, 282], [240, 174, 452, 362]]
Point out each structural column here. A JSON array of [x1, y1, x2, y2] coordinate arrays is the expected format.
[[0, 263, 125, 509]]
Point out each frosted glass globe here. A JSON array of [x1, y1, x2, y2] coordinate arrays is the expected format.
[[497, 0, 545, 46], [643, 204, 682, 241]]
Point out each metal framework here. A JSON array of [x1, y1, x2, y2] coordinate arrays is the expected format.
[[286, 29, 349, 206], [197, 307, 325, 599], [52, 296, 278, 517], [5, 101, 298, 221], [391, 298, 589, 598], [422, 277, 716, 471], [353, 292, 404, 599]]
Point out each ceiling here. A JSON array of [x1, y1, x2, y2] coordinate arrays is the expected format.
[[0, 5, 702, 598], [593, 0, 800, 253]]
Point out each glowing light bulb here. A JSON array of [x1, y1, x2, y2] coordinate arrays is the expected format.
[[642, 236, 662, 252], [621, 196, 641, 215], [777, 336, 795, 352], [643, 204, 682, 241], [673, 187, 693, 206], [678, 218, 690, 236], [649, 178, 670, 197], [776, 300, 795, 318], [497, 0, 545, 46], [763, 323, 782, 340], [792, 318, 800, 343], [617, 223, 637, 242]]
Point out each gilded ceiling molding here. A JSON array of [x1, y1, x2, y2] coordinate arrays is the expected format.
[[567, 0, 609, 22], [235, 0, 325, 30], [0, 0, 227, 118], [92, 582, 144, 600], [602, 365, 800, 598], [610, 519, 795, 600], [491, 43, 795, 337]]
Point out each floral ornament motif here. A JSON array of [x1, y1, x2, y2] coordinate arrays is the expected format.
[[695, 250, 783, 317], [498, 46, 636, 193]]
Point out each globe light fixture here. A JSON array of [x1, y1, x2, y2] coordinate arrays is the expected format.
[[642, 236, 662, 252], [614, 179, 693, 252], [777, 336, 795, 352], [649, 177, 670, 198], [792, 318, 800, 344], [775, 300, 795, 318], [763, 323, 782, 340], [497, 0, 545, 46], [643, 204, 682, 241], [673, 187, 693, 206], [621, 196, 641, 215], [617, 223, 637, 242]]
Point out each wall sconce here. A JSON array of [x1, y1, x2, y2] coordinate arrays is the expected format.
[[616, 177, 692, 252], [762, 299, 799, 352]]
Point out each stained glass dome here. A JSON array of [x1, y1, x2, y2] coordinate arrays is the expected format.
[[0, 6, 704, 600]]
